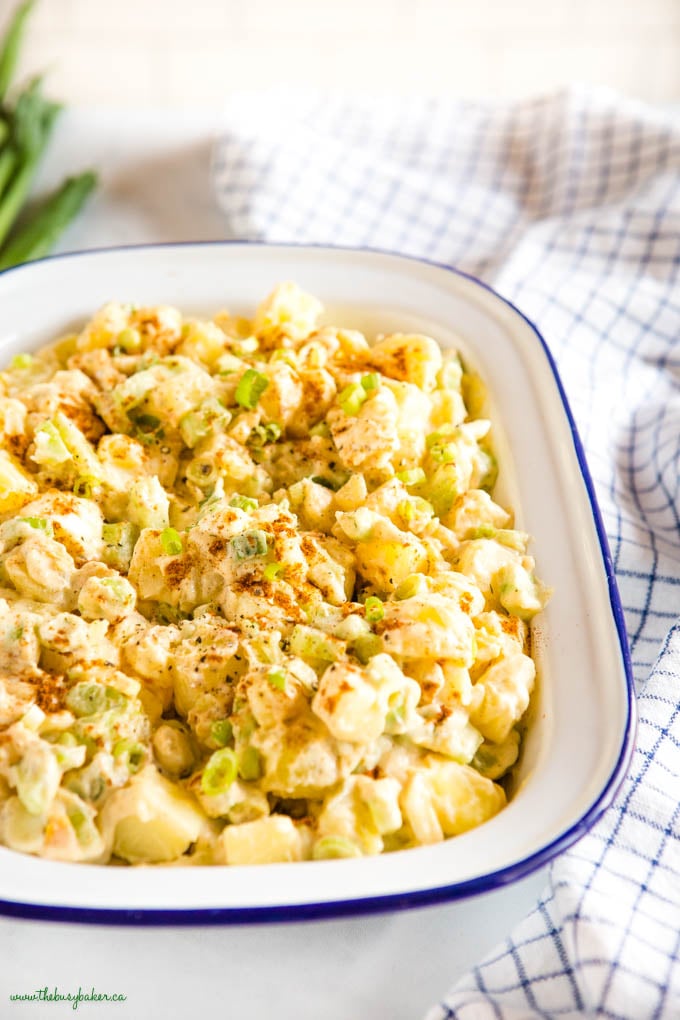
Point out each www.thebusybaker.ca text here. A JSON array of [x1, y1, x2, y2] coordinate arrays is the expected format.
[[9, 986, 127, 1010]]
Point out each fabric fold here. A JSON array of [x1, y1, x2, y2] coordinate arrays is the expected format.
[[213, 86, 680, 1017]]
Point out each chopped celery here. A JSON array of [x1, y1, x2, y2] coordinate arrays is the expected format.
[[394, 571, 430, 607], [15, 748, 60, 817], [263, 561, 284, 581], [353, 634, 382, 664], [66, 682, 126, 718], [396, 467, 426, 486], [179, 397, 231, 449], [160, 527, 183, 556], [267, 668, 286, 691], [32, 420, 70, 465], [338, 382, 367, 416], [312, 835, 361, 860], [229, 493, 257, 512], [231, 529, 268, 560], [101, 521, 139, 572], [238, 746, 262, 781], [288, 625, 340, 667]]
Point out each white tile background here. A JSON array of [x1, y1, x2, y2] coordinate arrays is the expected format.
[[7, 0, 680, 107]]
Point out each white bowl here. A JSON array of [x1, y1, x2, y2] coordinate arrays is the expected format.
[[0, 243, 635, 924]]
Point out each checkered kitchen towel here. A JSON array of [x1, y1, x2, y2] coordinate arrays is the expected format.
[[213, 86, 680, 1017]]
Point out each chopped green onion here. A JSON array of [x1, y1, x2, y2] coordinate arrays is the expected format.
[[238, 746, 262, 781], [20, 515, 53, 536], [364, 596, 384, 623], [263, 561, 284, 582], [311, 475, 340, 491], [229, 494, 258, 512], [201, 747, 238, 796], [231, 529, 268, 560], [312, 835, 362, 860], [247, 422, 281, 447], [128, 409, 162, 435], [396, 467, 426, 486], [210, 719, 233, 747], [309, 422, 331, 438], [360, 372, 380, 392], [235, 368, 269, 409], [267, 668, 286, 691], [338, 382, 367, 416], [73, 475, 100, 499], [185, 458, 217, 487], [113, 739, 146, 774], [116, 327, 141, 352], [10, 352, 34, 370], [0, 1, 37, 105], [156, 603, 187, 625], [160, 527, 183, 556], [0, 170, 97, 272]]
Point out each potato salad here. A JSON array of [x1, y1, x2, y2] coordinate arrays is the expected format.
[[0, 284, 549, 866]]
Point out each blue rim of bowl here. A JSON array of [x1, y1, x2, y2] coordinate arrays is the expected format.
[[0, 241, 637, 925]]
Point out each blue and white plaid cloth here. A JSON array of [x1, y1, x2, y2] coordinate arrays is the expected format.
[[213, 86, 680, 1018]]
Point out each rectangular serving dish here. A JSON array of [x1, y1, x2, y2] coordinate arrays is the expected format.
[[0, 242, 635, 923]]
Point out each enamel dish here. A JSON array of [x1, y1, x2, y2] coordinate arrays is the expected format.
[[0, 243, 635, 923]]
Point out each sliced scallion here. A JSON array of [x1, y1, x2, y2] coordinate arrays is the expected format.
[[235, 368, 269, 409], [201, 747, 238, 796], [364, 596, 384, 623]]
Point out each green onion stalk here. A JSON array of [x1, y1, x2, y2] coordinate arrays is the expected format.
[[0, 1, 97, 269]]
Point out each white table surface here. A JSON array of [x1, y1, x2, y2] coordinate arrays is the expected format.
[[0, 109, 548, 1020]]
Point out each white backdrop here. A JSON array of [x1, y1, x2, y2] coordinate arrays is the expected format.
[[7, 0, 680, 108]]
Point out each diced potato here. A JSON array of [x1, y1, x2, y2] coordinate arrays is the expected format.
[[0, 450, 38, 513], [222, 814, 307, 865], [100, 766, 206, 863], [370, 334, 442, 391], [470, 653, 535, 744]]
